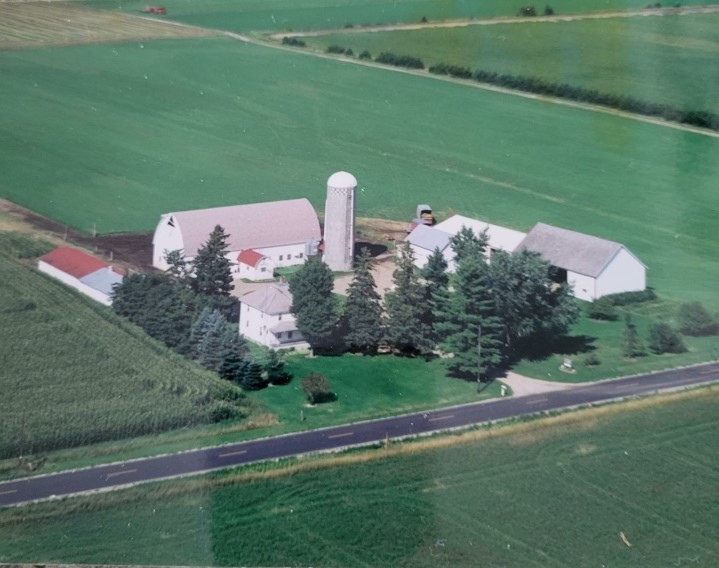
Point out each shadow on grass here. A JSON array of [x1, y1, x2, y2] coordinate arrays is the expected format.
[[513, 334, 598, 363]]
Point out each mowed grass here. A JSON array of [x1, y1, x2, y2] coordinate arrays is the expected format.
[[513, 299, 719, 382], [2, 387, 718, 566], [79, 0, 713, 33], [305, 12, 719, 113], [0, 232, 253, 460], [258, 354, 500, 429], [1, 38, 718, 307]]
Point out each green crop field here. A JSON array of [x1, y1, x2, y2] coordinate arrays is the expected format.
[[0, 233, 253, 460], [2, 387, 718, 566], [79, 0, 713, 33], [1, 37, 718, 307], [304, 12, 719, 114]]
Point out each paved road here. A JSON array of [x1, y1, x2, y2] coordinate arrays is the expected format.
[[1, 362, 718, 507]]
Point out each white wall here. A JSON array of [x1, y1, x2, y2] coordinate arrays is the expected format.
[[152, 215, 185, 270], [409, 244, 456, 273], [252, 243, 307, 268], [236, 257, 274, 281], [37, 262, 112, 306], [239, 303, 305, 349], [568, 271, 596, 302], [596, 248, 647, 298]]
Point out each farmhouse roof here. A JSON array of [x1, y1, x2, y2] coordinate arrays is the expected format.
[[434, 215, 526, 252], [38, 247, 109, 279], [405, 224, 453, 252], [237, 249, 265, 268], [518, 223, 641, 277], [170, 198, 320, 257], [80, 268, 124, 296], [241, 283, 293, 315]]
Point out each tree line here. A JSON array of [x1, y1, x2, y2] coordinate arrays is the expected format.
[[112, 225, 290, 391], [289, 227, 579, 380]]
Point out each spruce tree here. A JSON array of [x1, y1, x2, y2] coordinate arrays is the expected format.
[[289, 255, 338, 353], [422, 247, 450, 347], [241, 362, 266, 390], [344, 248, 384, 353], [384, 241, 431, 355], [265, 349, 292, 385], [192, 225, 234, 300], [623, 314, 646, 358]]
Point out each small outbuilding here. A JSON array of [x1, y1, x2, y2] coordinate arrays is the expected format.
[[518, 223, 647, 301], [235, 249, 274, 281], [37, 247, 123, 306], [239, 283, 307, 349], [152, 198, 321, 272]]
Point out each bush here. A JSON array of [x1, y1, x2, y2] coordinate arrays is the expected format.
[[587, 297, 618, 321], [301, 372, 335, 404], [544, 5, 555, 15], [375, 52, 424, 69], [583, 353, 601, 367], [359, 50, 371, 60], [327, 44, 345, 54], [678, 302, 719, 336], [602, 289, 657, 306], [648, 322, 687, 354], [518, 5, 537, 16], [282, 37, 306, 47], [344, 48, 354, 56]]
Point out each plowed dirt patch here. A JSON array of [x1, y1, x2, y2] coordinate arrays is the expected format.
[[0, 3, 217, 50]]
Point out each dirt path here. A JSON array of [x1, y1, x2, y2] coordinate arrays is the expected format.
[[501, 372, 577, 396], [273, 5, 719, 39]]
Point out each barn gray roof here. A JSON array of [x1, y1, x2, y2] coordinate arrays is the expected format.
[[405, 224, 452, 252], [171, 198, 320, 257], [79, 268, 124, 296], [241, 283, 293, 315], [518, 223, 639, 278]]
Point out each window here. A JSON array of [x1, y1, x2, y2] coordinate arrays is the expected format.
[[287, 331, 293, 339], [278, 314, 282, 320], [297, 253, 303, 258], [279, 255, 283, 261]]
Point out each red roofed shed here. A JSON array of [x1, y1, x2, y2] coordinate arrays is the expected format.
[[38, 247, 108, 279]]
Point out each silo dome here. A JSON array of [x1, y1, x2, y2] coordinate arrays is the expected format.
[[327, 171, 357, 190]]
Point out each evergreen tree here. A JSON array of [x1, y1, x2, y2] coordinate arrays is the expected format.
[[164, 249, 191, 284], [490, 250, 578, 354], [265, 349, 292, 385], [623, 314, 646, 358], [289, 255, 338, 353], [344, 247, 384, 353], [241, 362, 266, 390], [450, 226, 488, 263], [648, 322, 687, 354], [192, 225, 234, 300], [422, 247, 450, 347], [437, 249, 502, 378], [384, 242, 432, 355]]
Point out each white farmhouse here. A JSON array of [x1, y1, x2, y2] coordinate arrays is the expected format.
[[239, 283, 307, 349], [518, 223, 647, 301], [38, 247, 123, 306], [152, 198, 321, 272]]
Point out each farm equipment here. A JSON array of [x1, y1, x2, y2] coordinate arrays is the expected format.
[[143, 6, 166, 15], [406, 204, 436, 232]]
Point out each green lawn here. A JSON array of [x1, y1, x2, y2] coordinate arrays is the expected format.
[[2, 386, 718, 566], [513, 299, 719, 382], [78, 0, 713, 33], [0, 232, 253, 461], [304, 12, 719, 114], [2, 38, 718, 308], [261, 353, 500, 428]]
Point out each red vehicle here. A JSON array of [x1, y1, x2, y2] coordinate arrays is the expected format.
[[144, 6, 166, 15]]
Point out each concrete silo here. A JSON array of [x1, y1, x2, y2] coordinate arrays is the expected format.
[[323, 171, 357, 272]]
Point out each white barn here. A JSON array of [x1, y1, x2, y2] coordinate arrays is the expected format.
[[405, 214, 527, 272], [239, 283, 307, 349], [38, 247, 123, 306], [518, 223, 647, 302], [152, 198, 321, 272]]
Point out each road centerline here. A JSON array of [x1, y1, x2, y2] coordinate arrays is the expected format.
[[327, 432, 354, 439], [106, 468, 137, 480], [428, 414, 455, 422], [218, 449, 247, 458]]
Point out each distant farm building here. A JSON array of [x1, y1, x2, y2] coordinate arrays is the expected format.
[[405, 215, 646, 301], [406, 214, 527, 271], [239, 283, 307, 349], [38, 247, 123, 306], [517, 223, 647, 301], [152, 198, 321, 273]]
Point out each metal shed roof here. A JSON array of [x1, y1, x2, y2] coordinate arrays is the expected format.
[[405, 224, 453, 252], [434, 215, 526, 252]]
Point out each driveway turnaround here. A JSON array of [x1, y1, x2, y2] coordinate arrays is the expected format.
[[1, 362, 718, 507]]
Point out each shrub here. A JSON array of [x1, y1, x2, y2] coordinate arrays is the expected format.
[[327, 44, 345, 54], [623, 315, 646, 358], [678, 302, 719, 336], [602, 289, 657, 306], [518, 5, 537, 16], [240, 362, 267, 390], [282, 37, 306, 47], [301, 372, 335, 404], [587, 297, 618, 321], [583, 353, 601, 367], [648, 322, 687, 354], [544, 5, 555, 15], [375, 52, 424, 69], [359, 50, 371, 60], [344, 48, 354, 56]]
